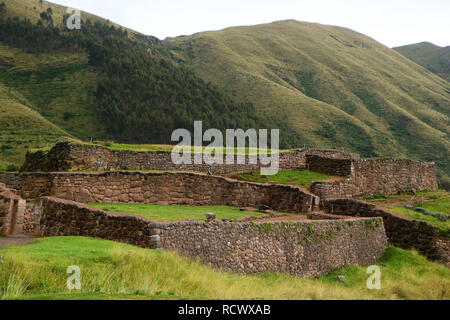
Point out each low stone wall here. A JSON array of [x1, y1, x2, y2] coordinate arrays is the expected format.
[[306, 155, 353, 177], [321, 198, 449, 265], [21, 142, 359, 174], [35, 196, 388, 278], [24, 205, 36, 234], [308, 157, 438, 199], [0, 184, 26, 236], [310, 179, 356, 200], [36, 197, 160, 249], [352, 159, 438, 196], [0, 172, 319, 213]]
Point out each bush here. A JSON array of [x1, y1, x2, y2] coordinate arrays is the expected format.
[[5, 164, 19, 172], [0, 144, 12, 152], [63, 111, 74, 121]]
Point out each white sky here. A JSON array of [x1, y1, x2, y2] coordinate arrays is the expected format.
[[50, 0, 449, 47]]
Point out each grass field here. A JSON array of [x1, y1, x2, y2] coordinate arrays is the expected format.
[[86, 204, 267, 222], [0, 237, 449, 300], [363, 191, 450, 236], [230, 170, 334, 188]]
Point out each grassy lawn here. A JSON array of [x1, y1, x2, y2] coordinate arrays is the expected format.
[[363, 191, 450, 237], [363, 190, 449, 208], [0, 237, 449, 300], [86, 204, 265, 222], [230, 170, 334, 188], [418, 197, 450, 215], [386, 206, 449, 237]]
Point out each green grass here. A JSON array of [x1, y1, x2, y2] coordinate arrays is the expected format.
[[418, 197, 450, 215], [86, 204, 265, 222], [387, 206, 449, 237], [363, 190, 450, 236], [0, 79, 79, 170], [0, 237, 449, 300], [231, 170, 334, 188], [363, 190, 449, 205]]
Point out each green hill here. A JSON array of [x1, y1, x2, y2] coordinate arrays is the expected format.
[[0, 0, 273, 164], [0, 80, 77, 170], [164, 20, 450, 188], [394, 42, 450, 82], [0, 1, 449, 188]]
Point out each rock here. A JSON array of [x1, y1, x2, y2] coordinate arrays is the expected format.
[[405, 205, 414, 210], [438, 213, 447, 222], [337, 275, 346, 282], [415, 207, 426, 213], [259, 205, 271, 211], [205, 212, 216, 222]]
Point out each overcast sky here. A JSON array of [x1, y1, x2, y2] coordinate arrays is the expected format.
[[50, 0, 449, 48]]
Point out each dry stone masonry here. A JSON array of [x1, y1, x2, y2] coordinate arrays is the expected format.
[[0, 171, 319, 213], [21, 142, 359, 173], [35, 196, 388, 278], [321, 198, 449, 266], [0, 184, 26, 236], [309, 156, 438, 199]]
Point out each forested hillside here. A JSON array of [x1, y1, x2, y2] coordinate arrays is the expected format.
[[0, 0, 279, 169]]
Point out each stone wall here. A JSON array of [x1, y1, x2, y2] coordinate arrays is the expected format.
[[306, 155, 353, 177], [321, 198, 449, 266], [21, 142, 359, 174], [351, 159, 438, 196], [0, 184, 26, 236], [35, 196, 388, 278], [0, 172, 319, 213], [309, 157, 438, 199], [24, 205, 37, 234]]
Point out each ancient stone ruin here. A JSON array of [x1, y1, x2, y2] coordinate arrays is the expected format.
[[0, 142, 447, 275]]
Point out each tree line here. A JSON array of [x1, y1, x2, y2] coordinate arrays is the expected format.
[[0, 3, 299, 146]]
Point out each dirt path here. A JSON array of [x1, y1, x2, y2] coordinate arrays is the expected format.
[[0, 235, 35, 248]]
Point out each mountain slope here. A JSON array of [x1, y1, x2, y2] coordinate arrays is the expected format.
[[394, 42, 450, 82], [0, 81, 77, 170], [0, 0, 271, 148], [0, 2, 449, 188], [164, 20, 450, 187]]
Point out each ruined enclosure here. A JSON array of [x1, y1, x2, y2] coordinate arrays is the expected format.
[[0, 142, 446, 274], [0, 184, 26, 236]]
